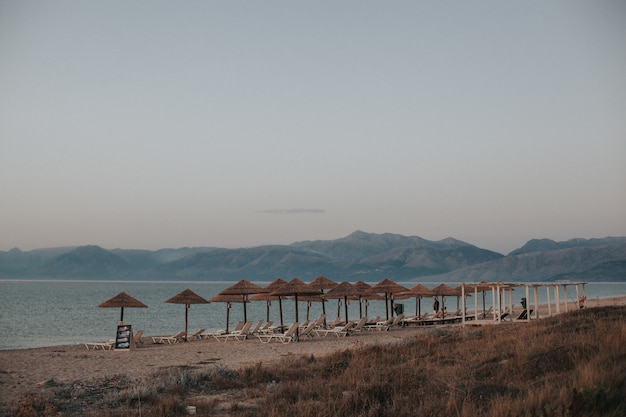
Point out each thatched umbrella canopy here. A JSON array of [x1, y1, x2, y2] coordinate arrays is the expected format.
[[208, 293, 249, 333], [323, 281, 359, 322], [249, 278, 286, 324], [406, 283, 435, 317], [270, 278, 318, 324], [165, 289, 209, 340], [98, 291, 147, 324], [308, 275, 338, 291], [431, 283, 459, 313], [369, 278, 409, 319], [307, 275, 337, 326], [218, 279, 267, 323]]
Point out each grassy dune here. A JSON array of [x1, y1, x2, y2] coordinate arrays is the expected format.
[[14, 306, 626, 417]]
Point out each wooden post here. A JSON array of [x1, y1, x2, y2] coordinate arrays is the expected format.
[[474, 286, 478, 320], [497, 285, 502, 323], [555, 285, 561, 314], [525, 285, 530, 322], [461, 283, 465, 326], [547, 286, 552, 316]]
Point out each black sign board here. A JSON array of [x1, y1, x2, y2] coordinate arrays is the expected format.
[[115, 324, 135, 350]]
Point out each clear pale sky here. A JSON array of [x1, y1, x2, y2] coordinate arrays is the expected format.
[[1, 1, 625, 255]]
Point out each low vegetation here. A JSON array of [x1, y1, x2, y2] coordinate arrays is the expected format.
[[13, 306, 626, 417]]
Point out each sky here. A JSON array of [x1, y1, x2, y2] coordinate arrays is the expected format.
[[1, 1, 625, 255]]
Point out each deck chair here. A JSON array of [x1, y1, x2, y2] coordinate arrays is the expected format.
[[326, 316, 342, 328], [366, 317, 393, 331], [313, 313, 326, 328], [249, 320, 264, 335], [257, 322, 299, 343], [84, 340, 115, 350], [478, 306, 493, 319], [188, 328, 206, 341], [351, 316, 368, 332], [152, 331, 185, 344], [390, 314, 405, 328], [516, 309, 534, 320], [204, 321, 244, 339], [214, 321, 253, 342], [258, 321, 274, 334], [298, 321, 319, 339], [133, 330, 144, 346], [314, 321, 356, 338]]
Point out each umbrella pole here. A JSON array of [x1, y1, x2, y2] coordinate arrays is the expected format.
[[120, 307, 124, 325], [294, 293, 299, 341], [226, 303, 230, 333], [279, 297, 284, 328], [185, 304, 189, 341], [385, 294, 389, 320], [359, 297, 363, 318], [321, 290, 328, 327], [344, 296, 348, 322], [243, 295, 247, 323], [266, 300, 270, 323]]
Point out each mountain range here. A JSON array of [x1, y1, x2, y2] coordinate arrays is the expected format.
[[1, 231, 625, 282]]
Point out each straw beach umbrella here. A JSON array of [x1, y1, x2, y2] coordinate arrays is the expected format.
[[406, 283, 435, 318], [323, 281, 359, 323], [208, 293, 249, 333], [296, 294, 327, 322], [270, 278, 318, 323], [431, 283, 458, 314], [98, 291, 147, 325], [369, 278, 409, 319], [218, 279, 267, 323], [249, 278, 286, 325], [165, 289, 209, 340], [308, 275, 338, 327], [352, 280, 379, 318]]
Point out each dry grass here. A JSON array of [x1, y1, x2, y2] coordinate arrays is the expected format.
[[12, 306, 626, 417]]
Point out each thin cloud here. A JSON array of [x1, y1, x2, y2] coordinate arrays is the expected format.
[[258, 208, 325, 215]]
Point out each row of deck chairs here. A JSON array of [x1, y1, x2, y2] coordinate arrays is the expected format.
[[258, 314, 407, 343], [84, 330, 144, 350], [401, 306, 535, 326], [114, 313, 409, 348]]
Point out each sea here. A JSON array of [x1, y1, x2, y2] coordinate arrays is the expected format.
[[1, 280, 625, 351]]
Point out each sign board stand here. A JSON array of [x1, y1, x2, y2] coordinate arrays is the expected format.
[[115, 324, 135, 350]]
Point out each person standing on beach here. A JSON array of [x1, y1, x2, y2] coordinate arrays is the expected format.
[[433, 297, 439, 314]]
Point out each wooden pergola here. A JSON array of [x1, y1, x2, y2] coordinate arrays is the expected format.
[[458, 281, 587, 325]]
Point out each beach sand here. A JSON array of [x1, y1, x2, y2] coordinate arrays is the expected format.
[[1, 294, 625, 413]]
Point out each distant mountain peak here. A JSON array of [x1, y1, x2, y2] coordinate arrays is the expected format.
[[509, 237, 626, 256]]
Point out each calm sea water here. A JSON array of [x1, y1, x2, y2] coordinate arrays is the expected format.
[[1, 280, 624, 351]]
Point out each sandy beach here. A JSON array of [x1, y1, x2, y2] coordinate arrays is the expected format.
[[2, 294, 625, 414]]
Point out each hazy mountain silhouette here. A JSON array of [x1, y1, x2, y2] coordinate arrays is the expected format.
[[1, 232, 625, 282]]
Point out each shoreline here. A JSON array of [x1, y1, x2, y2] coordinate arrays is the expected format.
[[1, 294, 625, 413]]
